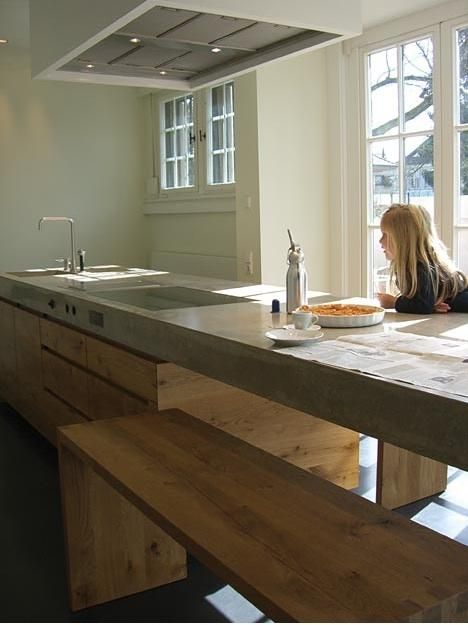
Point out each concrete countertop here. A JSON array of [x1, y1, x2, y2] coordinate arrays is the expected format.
[[1, 269, 468, 471]]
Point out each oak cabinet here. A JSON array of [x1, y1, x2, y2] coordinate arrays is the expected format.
[[87, 375, 152, 421], [39, 320, 158, 431], [0, 300, 16, 403], [1, 301, 359, 489], [14, 307, 44, 434], [41, 349, 89, 416], [0, 302, 159, 443]]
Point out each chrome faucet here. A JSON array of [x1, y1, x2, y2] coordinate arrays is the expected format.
[[38, 216, 78, 274]]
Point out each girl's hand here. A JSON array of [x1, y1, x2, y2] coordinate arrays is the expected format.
[[376, 292, 397, 309], [433, 301, 451, 314]]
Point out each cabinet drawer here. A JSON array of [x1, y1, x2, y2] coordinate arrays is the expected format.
[[0, 301, 16, 402], [41, 319, 87, 366], [42, 349, 88, 415], [87, 336, 157, 402], [87, 375, 154, 421], [40, 390, 89, 445]]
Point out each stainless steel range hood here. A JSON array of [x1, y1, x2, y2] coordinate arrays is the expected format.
[[30, 0, 362, 90]]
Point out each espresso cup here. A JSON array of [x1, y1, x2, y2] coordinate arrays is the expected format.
[[291, 310, 319, 330]]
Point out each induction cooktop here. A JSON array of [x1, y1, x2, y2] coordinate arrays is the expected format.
[[91, 285, 250, 311]]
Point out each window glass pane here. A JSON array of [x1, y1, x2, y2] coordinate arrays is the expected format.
[[186, 95, 193, 124], [458, 27, 468, 125], [175, 97, 185, 126], [176, 128, 185, 157], [371, 229, 390, 293], [227, 150, 234, 183], [225, 82, 234, 114], [165, 132, 174, 158], [459, 130, 468, 223], [212, 153, 223, 184], [176, 159, 185, 188], [371, 139, 399, 222], [457, 230, 468, 274], [212, 85, 224, 117], [187, 130, 194, 156], [226, 117, 234, 149], [404, 135, 434, 215], [188, 157, 194, 187], [166, 161, 174, 188], [212, 119, 223, 151], [403, 38, 434, 132], [369, 48, 398, 137], [164, 101, 173, 129]]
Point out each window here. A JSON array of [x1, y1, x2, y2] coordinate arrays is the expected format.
[[207, 82, 235, 185], [366, 36, 435, 293], [161, 95, 194, 190], [363, 17, 468, 296], [159, 81, 235, 194], [455, 26, 468, 270]]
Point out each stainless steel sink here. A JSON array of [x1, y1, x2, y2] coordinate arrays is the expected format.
[[7, 265, 133, 279], [91, 285, 249, 310], [8, 269, 66, 277]]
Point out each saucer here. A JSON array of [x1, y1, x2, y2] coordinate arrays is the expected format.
[[282, 324, 321, 332], [265, 328, 324, 347]]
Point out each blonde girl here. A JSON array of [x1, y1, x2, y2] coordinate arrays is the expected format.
[[377, 203, 468, 314]]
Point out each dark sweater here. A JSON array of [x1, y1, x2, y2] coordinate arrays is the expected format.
[[395, 264, 468, 314]]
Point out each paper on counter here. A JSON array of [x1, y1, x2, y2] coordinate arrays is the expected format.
[[277, 331, 468, 399]]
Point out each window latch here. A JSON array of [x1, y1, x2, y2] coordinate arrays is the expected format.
[[199, 130, 206, 142]]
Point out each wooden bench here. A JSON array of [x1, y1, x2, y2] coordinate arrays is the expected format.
[[58, 409, 468, 622]]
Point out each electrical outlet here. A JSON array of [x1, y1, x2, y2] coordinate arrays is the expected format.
[[245, 251, 253, 275]]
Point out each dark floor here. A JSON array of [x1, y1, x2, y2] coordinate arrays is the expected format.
[[2, 403, 468, 622]]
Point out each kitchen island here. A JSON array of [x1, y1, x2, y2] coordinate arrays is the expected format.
[[0, 268, 466, 492]]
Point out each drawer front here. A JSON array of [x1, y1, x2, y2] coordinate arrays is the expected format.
[[0, 300, 17, 402], [40, 319, 87, 366], [87, 375, 154, 421], [87, 336, 157, 402], [42, 349, 88, 415], [15, 307, 43, 392], [40, 390, 89, 446]]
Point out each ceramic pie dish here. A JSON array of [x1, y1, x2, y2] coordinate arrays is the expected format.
[[298, 303, 385, 328]]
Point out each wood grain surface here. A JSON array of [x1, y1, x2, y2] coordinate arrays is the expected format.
[[87, 336, 157, 403], [59, 444, 187, 610], [40, 318, 87, 366], [157, 362, 359, 488], [377, 442, 448, 509], [0, 300, 16, 402], [58, 410, 468, 622]]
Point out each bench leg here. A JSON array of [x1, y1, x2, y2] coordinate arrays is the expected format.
[[376, 441, 448, 509], [58, 445, 187, 611]]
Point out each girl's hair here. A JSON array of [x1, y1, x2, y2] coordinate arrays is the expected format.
[[381, 203, 468, 302]]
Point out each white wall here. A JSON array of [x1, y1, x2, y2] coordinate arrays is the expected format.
[[234, 72, 262, 283], [256, 50, 330, 291], [143, 52, 332, 289], [141, 91, 238, 279], [0, 0, 147, 272]]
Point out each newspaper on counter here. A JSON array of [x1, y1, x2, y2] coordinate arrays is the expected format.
[[277, 331, 468, 399]]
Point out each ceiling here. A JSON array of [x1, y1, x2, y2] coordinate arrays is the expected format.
[[360, 0, 455, 29], [58, 5, 340, 88], [0, 0, 459, 89]]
